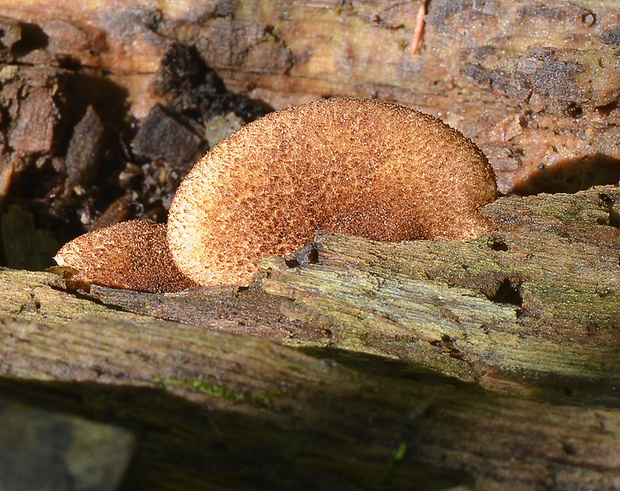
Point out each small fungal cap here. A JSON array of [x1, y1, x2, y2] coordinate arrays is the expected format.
[[54, 220, 197, 293], [168, 97, 497, 287]]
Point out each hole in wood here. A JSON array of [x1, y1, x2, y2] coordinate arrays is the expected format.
[[488, 278, 523, 307], [12, 22, 49, 56], [487, 237, 508, 251], [512, 154, 620, 195], [598, 193, 620, 228], [596, 100, 618, 116]]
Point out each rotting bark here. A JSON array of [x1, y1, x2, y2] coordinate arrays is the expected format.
[[0, 1, 618, 194], [83, 185, 620, 404], [0, 1, 618, 266], [1, 185, 619, 489]]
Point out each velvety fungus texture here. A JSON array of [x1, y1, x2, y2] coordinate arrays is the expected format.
[[54, 220, 198, 293], [167, 97, 497, 287]]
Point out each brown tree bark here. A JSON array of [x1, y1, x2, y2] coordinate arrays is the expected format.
[[0, 1, 618, 194]]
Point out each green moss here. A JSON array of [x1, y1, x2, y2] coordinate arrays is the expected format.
[[155, 377, 281, 406], [378, 442, 407, 484], [156, 377, 248, 403]]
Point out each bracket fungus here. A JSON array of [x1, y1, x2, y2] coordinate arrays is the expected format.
[[55, 97, 497, 292], [54, 220, 197, 293]]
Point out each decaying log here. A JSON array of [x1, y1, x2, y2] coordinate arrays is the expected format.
[[0, 1, 618, 194], [1, 185, 619, 489], [86, 186, 620, 398], [0, 1, 618, 489]]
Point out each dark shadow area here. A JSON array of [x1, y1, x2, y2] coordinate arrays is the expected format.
[[0, 375, 473, 491], [10, 72, 132, 248], [487, 236, 509, 251], [0, 395, 134, 491], [488, 277, 524, 307], [11, 21, 49, 57], [284, 241, 320, 268], [512, 154, 620, 195], [301, 346, 620, 410], [598, 192, 620, 228], [155, 43, 273, 123], [297, 345, 479, 387]]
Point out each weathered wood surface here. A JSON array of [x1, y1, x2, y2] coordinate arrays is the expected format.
[[0, 1, 618, 488], [88, 185, 620, 400], [0, 1, 618, 194], [1, 185, 619, 489]]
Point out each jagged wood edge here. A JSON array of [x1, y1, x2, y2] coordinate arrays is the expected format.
[[87, 185, 620, 399], [0, 185, 619, 488]]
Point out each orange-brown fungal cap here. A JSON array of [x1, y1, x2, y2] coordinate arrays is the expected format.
[[168, 97, 498, 287], [54, 220, 198, 293]]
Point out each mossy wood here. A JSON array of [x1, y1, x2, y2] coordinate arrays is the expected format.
[[1, 186, 619, 489]]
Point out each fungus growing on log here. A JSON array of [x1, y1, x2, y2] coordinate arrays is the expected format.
[[54, 220, 197, 293], [167, 97, 497, 287], [55, 98, 497, 292]]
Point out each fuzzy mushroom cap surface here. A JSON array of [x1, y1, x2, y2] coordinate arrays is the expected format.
[[54, 220, 197, 293], [168, 97, 497, 287]]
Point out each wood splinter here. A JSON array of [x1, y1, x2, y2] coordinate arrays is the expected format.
[[410, 0, 429, 54], [55, 97, 497, 293]]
